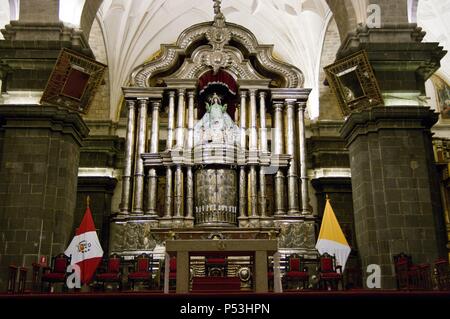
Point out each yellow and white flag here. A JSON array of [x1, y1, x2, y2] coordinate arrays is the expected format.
[[315, 197, 351, 271]]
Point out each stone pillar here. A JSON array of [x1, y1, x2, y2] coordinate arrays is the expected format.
[[285, 100, 300, 215], [0, 1, 91, 92], [161, 92, 176, 227], [119, 99, 136, 215], [273, 102, 286, 216], [167, 91, 176, 150], [0, 105, 89, 290], [146, 100, 160, 217], [249, 90, 258, 152], [132, 99, 148, 214], [259, 91, 269, 224], [175, 89, 185, 149], [334, 22, 447, 288], [297, 101, 311, 215], [259, 92, 268, 153], [340, 107, 446, 289], [240, 91, 247, 149], [185, 91, 195, 227], [248, 89, 259, 226], [238, 91, 248, 226], [173, 89, 185, 226]]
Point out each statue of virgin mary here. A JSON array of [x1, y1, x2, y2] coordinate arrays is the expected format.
[[194, 93, 240, 146]]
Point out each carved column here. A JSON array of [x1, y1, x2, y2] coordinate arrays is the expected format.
[[119, 99, 136, 215], [259, 91, 268, 219], [173, 89, 185, 226], [176, 89, 185, 149], [240, 90, 247, 150], [132, 98, 148, 214], [239, 91, 248, 224], [185, 91, 195, 226], [273, 102, 286, 215], [248, 89, 258, 223], [162, 91, 176, 225], [285, 99, 300, 215], [146, 100, 160, 217], [249, 89, 258, 152], [259, 91, 268, 153], [297, 101, 311, 214]]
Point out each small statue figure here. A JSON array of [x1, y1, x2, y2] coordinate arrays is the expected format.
[[194, 92, 240, 146]]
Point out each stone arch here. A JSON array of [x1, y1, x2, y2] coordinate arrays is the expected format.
[[325, 0, 359, 41], [80, 0, 104, 39]]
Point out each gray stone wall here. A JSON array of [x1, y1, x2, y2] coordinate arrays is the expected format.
[[0, 105, 88, 290]]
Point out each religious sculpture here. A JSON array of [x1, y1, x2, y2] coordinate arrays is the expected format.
[[194, 93, 240, 146]]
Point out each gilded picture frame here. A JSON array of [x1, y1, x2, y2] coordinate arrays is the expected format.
[[40, 48, 107, 114], [324, 50, 384, 117]]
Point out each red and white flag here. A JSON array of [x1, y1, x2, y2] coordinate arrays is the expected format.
[[64, 205, 103, 284]]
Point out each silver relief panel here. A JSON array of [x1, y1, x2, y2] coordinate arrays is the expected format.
[[195, 168, 237, 226]]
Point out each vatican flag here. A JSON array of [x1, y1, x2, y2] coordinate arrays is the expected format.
[[315, 197, 351, 271]]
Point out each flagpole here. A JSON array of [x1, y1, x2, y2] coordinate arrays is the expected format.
[[80, 195, 90, 292]]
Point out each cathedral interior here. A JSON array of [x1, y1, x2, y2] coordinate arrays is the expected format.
[[0, 0, 450, 292]]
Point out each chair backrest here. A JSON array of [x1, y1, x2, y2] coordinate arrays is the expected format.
[[135, 254, 151, 272], [170, 258, 177, 272], [434, 258, 449, 275], [53, 254, 70, 273], [107, 254, 121, 273], [320, 253, 335, 273], [288, 254, 302, 272], [206, 257, 226, 265], [393, 253, 412, 267]]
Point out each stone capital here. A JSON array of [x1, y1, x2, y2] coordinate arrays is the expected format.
[[340, 106, 439, 147]]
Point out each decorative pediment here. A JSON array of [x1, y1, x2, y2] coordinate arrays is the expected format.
[[130, 18, 304, 88]]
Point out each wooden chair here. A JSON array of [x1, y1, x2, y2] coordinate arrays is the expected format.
[[393, 253, 431, 290], [283, 254, 309, 290], [31, 263, 42, 292], [128, 253, 153, 290], [17, 267, 28, 293], [7, 265, 18, 294], [96, 253, 122, 291], [318, 253, 343, 290], [434, 258, 450, 290], [41, 254, 71, 292]]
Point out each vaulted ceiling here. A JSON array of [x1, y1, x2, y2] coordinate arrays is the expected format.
[[0, 0, 449, 122], [94, 0, 331, 120]]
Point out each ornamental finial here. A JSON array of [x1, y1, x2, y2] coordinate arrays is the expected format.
[[213, 0, 222, 15]]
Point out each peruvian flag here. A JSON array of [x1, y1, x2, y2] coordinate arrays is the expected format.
[[64, 205, 103, 284]]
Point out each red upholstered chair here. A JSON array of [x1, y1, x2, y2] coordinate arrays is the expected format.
[[318, 253, 343, 290], [283, 254, 309, 290], [434, 258, 450, 290], [41, 253, 71, 292], [96, 253, 122, 291], [169, 257, 177, 289], [128, 253, 153, 290], [393, 253, 429, 290]]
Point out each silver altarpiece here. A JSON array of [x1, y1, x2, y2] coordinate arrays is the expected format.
[[109, 6, 317, 267]]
